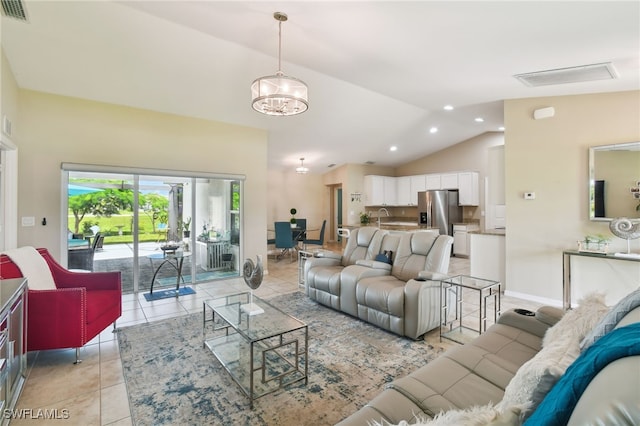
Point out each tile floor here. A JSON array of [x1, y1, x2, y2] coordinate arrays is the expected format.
[[13, 245, 542, 425]]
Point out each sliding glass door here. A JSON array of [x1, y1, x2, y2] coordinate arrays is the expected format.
[[63, 165, 243, 294]]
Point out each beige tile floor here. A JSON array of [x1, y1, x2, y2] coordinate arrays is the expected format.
[[13, 245, 542, 425]]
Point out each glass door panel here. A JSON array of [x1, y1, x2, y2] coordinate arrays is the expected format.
[[67, 171, 135, 292]]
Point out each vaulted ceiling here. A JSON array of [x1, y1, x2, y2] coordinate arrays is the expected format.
[[2, 1, 639, 173]]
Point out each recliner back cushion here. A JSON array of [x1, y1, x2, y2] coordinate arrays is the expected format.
[[391, 232, 442, 281], [341, 227, 385, 266]]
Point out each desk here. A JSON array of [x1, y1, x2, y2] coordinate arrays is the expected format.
[[148, 251, 190, 295], [562, 250, 640, 310]]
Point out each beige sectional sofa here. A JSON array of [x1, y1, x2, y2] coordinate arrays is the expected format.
[[337, 293, 640, 425], [304, 227, 453, 339]]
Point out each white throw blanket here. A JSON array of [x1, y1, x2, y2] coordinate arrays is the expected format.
[[1, 246, 56, 290]]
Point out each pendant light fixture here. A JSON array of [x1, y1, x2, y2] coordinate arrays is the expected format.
[[296, 157, 309, 174], [251, 12, 308, 116]]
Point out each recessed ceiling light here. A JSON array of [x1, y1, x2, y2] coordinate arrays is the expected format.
[[429, 127, 438, 134], [390, 146, 398, 152], [474, 117, 484, 123], [443, 105, 454, 111]]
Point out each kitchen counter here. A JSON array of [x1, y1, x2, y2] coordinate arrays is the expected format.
[[469, 228, 505, 236]]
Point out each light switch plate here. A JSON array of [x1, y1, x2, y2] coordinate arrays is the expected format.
[[21, 216, 35, 227]]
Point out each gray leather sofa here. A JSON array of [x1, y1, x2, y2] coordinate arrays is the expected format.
[[337, 304, 640, 425], [305, 229, 453, 339]]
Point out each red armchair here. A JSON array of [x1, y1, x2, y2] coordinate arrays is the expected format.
[[0, 248, 121, 363]]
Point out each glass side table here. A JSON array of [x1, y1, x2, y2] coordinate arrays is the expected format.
[[440, 275, 501, 344]]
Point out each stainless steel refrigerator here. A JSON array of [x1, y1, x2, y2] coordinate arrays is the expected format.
[[417, 190, 462, 236]]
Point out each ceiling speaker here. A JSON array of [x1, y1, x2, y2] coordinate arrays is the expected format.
[[533, 107, 555, 120]]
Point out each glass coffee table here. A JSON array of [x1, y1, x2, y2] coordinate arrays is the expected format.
[[202, 292, 308, 407]]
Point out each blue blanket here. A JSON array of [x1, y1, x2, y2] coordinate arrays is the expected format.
[[524, 322, 640, 426]]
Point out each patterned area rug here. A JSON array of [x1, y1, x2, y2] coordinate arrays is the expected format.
[[118, 291, 446, 425]]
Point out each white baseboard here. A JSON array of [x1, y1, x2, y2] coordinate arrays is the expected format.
[[504, 290, 563, 308]]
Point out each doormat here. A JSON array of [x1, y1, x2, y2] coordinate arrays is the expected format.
[[143, 286, 195, 302]]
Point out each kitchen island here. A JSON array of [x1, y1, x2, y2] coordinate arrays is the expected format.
[[470, 229, 505, 288]]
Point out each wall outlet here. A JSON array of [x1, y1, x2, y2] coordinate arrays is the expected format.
[[524, 192, 536, 200]]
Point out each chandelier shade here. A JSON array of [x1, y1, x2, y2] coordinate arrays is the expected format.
[[251, 73, 308, 116], [296, 157, 309, 174], [251, 12, 308, 116]]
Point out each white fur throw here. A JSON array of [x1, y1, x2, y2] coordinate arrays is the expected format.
[[496, 292, 609, 420], [386, 405, 521, 426], [2, 246, 56, 290]]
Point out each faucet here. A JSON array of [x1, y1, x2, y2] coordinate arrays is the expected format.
[[377, 207, 390, 227]]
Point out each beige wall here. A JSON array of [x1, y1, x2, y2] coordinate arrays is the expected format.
[[267, 169, 328, 239], [15, 90, 268, 262], [505, 90, 640, 304]]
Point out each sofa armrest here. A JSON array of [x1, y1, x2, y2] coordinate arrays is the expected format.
[[404, 279, 441, 339], [53, 270, 122, 292], [355, 259, 392, 270], [27, 288, 87, 350], [315, 251, 342, 260], [417, 271, 450, 281], [497, 307, 561, 338]]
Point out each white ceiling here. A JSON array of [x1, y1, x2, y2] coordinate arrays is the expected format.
[[2, 1, 639, 173]]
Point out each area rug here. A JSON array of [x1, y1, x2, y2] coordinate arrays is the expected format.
[[118, 291, 446, 425], [142, 286, 195, 302]]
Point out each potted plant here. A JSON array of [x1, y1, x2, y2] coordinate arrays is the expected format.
[[360, 211, 371, 225], [290, 208, 297, 228], [182, 217, 191, 238]]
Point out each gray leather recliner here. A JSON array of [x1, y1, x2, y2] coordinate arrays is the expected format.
[[304, 226, 385, 310], [351, 231, 453, 339]]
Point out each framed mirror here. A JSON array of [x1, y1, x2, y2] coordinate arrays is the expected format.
[[589, 141, 640, 221]]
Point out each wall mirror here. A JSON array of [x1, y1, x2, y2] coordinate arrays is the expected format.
[[589, 141, 640, 221]]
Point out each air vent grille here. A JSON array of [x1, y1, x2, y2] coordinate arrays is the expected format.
[[514, 62, 618, 87], [1, 0, 27, 21]]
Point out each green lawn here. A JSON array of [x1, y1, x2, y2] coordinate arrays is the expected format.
[[68, 213, 168, 244]]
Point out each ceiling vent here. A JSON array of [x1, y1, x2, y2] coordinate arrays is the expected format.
[[514, 62, 618, 87], [1, 0, 27, 21]]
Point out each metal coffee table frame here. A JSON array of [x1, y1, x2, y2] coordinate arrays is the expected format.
[[440, 274, 501, 344], [202, 292, 308, 407]]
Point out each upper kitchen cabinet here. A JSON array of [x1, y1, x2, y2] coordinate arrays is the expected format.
[[440, 173, 459, 189], [425, 174, 441, 190], [396, 175, 426, 206], [364, 175, 396, 206], [458, 172, 479, 206]]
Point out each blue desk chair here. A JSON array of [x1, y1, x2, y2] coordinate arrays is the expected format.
[[274, 221, 296, 262], [305, 220, 326, 249]]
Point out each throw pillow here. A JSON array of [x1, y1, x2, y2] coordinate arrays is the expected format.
[[496, 292, 609, 420], [580, 287, 640, 351], [374, 250, 393, 264]]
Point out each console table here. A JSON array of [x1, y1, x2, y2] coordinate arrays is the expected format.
[[562, 250, 640, 310], [0, 278, 28, 423]]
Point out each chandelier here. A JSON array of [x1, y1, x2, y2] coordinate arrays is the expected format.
[[251, 12, 308, 116], [296, 158, 309, 174]]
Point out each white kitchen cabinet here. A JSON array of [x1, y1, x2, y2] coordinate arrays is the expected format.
[[364, 175, 396, 206], [395, 176, 411, 206], [453, 223, 479, 257], [410, 175, 426, 205], [441, 173, 459, 189], [458, 172, 479, 206], [425, 174, 441, 190]]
